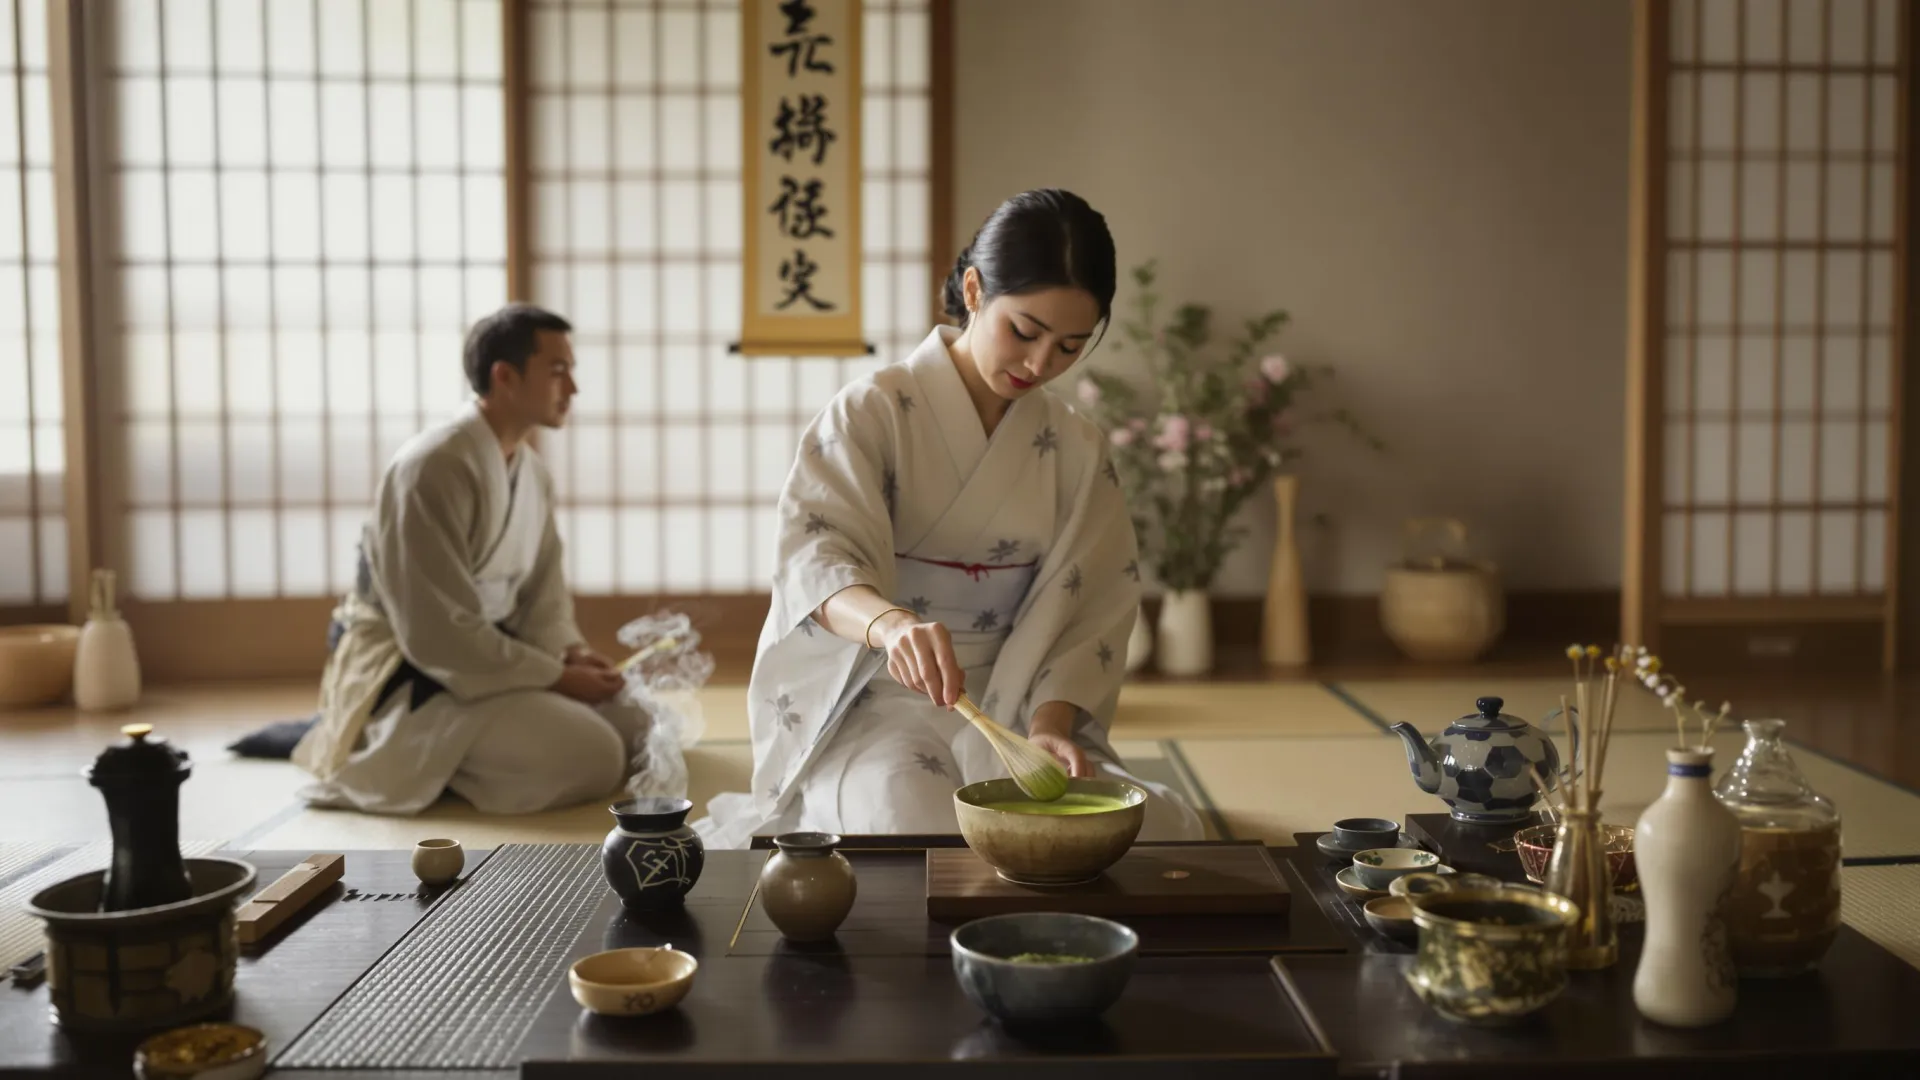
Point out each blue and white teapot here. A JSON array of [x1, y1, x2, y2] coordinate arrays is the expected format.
[[1390, 696, 1575, 824]]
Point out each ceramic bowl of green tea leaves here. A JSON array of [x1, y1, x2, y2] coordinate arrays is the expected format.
[[950, 912, 1138, 1025]]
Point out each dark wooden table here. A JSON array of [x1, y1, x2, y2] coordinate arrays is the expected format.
[[1277, 813, 1920, 1078]]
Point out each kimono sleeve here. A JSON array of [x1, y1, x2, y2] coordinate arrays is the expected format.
[[770, 384, 898, 634], [1023, 434, 1141, 729], [508, 461, 587, 658], [367, 450, 567, 700]]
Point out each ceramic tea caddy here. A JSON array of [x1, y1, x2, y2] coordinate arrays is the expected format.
[[1391, 696, 1573, 824]]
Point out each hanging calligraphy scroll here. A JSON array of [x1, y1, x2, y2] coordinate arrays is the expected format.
[[739, 0, 865, 357]]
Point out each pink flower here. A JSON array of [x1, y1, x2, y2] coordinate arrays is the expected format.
[[1194, 423, 1214, 442], [1128, 417, 1149, 432], [1228, 467, 1251, 487], [1154, 415, 1191, 453], [1077, 379, 1101, 405], [1110, 427, 1135, 447], [1243, 374, 1269, 404], [1260, 354, 1291, 384]]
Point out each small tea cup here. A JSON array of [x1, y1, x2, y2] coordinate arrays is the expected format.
[[1332, 817, 1401, 849], [1352, 847, 1440, 891], [568, 946, 698, 1017], [411, 839, 464, 886]]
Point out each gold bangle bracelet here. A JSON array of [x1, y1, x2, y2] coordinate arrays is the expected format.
[[865, 606, 915, 650]]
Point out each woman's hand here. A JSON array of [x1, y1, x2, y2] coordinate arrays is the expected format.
[[875, 611, 965, 709], [1028, 701, 1094, 778]]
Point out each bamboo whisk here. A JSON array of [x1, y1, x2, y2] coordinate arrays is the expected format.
[[953, 693, 1070, 802]]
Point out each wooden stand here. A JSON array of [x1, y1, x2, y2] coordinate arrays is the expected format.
[[925, 844, 1291, 921]]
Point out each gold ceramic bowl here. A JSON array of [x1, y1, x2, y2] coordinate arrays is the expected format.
[[134, 1023, 267, 1080], [1405, 884, 1578, 1026], [567, 947, 698, 1017], [0, 624, 79, 708], [953, 778, 1147, 886]]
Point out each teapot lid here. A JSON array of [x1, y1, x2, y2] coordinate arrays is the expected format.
[[87, 724, 191, 786], [1459, 696, 1514, 723]]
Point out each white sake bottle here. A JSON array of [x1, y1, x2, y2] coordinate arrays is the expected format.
[[1633, 747, 1742, 1027], [74, 568, 142, 711]]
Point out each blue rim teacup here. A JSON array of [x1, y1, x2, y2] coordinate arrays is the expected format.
[[1352, 847, 1440, 890]]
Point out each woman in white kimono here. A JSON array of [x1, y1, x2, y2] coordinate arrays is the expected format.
[[695, 189, 1203, 848]]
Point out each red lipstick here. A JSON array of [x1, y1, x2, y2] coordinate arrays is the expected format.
[[1006, 373, 1034, 390]]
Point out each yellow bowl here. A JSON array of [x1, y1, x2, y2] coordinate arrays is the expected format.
[[133, 1023, 267, 1080], [954, 778, 1147, 886], [567, 947, 697, 1017], [0, 624, 79, 708]]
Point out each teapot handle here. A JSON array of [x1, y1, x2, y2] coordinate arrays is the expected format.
[[1400, 517, 1469, 568]]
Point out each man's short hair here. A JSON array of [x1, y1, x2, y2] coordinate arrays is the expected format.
[[462, 304, 573, 394]]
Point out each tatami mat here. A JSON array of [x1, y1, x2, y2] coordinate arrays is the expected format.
[[0, 840, 223, 973], [3, 760, 309, 845], [1113, 682, 1376, 739], [1171, 735, 1448, 846], [1841, 864, 1920, 972], [1336, 676, 1677, 736]]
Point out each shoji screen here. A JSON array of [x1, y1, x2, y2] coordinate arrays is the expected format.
[[106, 0, 507, 604], [1628, 0, 1908, 669], [0, 0, 65, 610], [525, 0, 935, 595]]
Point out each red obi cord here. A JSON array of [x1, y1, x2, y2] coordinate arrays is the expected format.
[[896, 553, 1037, 581]]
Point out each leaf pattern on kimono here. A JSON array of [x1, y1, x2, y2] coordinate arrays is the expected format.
[[799, 618, 816, 637], [1033, 426, 1060, 456], [1103, 458, 1121, 487], [806, 433, 838, 456], [1063, 565, 1083, 597], [897, 390, 915, 412], [805, 513, 834, 534], [767, 783, 784, 799], [912, 752, 950, 777], [981, 691, 1001, 715], [1123, 559, 1141, 582], [907, 596, 931, 617], [852, 684, 874, 709], [988, 538, 1021, 563], [973, 609, 1001, 632], [882, 467, 899, 516], [1097, 641, 1115, 670], [770, 693, 803, 731]]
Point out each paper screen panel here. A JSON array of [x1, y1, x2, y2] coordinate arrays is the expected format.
[[108, 0, 509, 601], [528, 0, 933, 594]]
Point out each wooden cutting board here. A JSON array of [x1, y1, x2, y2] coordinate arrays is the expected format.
[[925, 844, 1291, 921]]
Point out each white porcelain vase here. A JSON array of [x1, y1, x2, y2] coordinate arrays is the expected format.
[[1633, 747, 1743, 1028], [73, 569, 141, 712], [1154, 590, 1212, 677]]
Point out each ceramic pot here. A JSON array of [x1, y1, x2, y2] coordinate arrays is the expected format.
[[1155, 589, 1212, 676], [601, 797, 704, 911], [1405, 884, 1578, 1026], [75, 569, 141, 712], [1633, 748, 1741, 1028], [1389, 696, 1574, 824], [1378, 517, 1504, 663], [26, 857, 258, 1035], [759, 832, 856, 942]]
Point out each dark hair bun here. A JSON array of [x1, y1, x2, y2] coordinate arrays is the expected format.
[[944, 189, 1116, 331]]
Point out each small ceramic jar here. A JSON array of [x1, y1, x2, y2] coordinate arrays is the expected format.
[[759, 832, 856, 942], [601, 798, 704, 910], [411, 839, 464, 886]]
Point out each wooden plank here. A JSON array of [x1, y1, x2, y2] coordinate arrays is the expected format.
[[47, 0, 102, 623], [925, 844, 1291, 922], [1622, 0, 1669, 649], [236, 853, 346, 946], [502, 0, 531, 300]]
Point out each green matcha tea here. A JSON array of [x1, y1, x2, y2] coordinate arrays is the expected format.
[[978, 793, 1128, 816]]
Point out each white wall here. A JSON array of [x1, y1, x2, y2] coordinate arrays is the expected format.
[[954, 0, 1634, 595]]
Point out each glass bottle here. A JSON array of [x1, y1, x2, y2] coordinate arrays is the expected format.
[[1711, 719, 1842, 977]]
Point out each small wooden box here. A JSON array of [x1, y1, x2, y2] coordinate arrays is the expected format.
[[925, 844, 1291, 922]]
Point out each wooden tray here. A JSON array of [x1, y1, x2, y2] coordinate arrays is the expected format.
[[926, 844, 1291, 921]]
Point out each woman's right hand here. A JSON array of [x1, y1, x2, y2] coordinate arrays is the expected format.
[[876, 611, 965, 709]]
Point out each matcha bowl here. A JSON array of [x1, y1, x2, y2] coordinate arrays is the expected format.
[[951, 912, 1138, 1025], [954, 778, 1146, 886]]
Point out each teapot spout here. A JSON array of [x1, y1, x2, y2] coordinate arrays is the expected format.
[[1388, 722, 1443, 795]]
